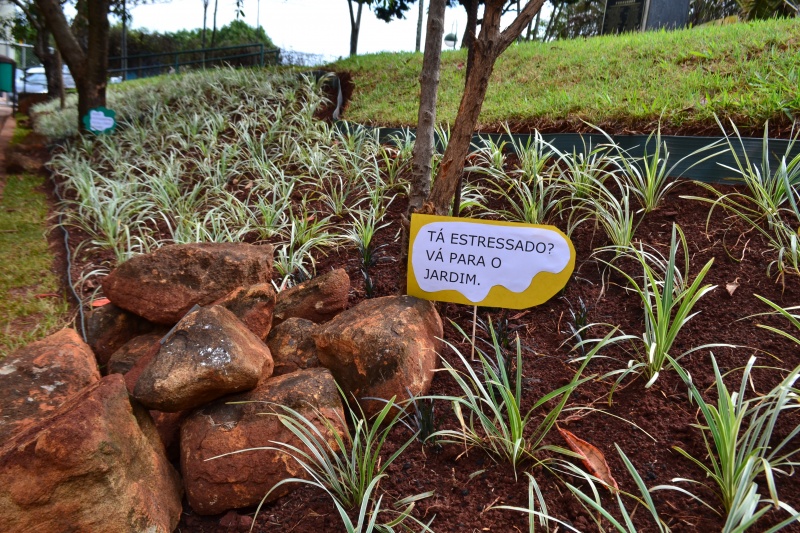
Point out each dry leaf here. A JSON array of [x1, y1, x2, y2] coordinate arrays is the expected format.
[[559, 427, 619, 490], [726, 278, 739, 296], [91, 297, 111, 307]]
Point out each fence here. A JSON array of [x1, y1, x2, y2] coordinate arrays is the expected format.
[[108, 43, 280, 80], [0, 41, 39, 71]]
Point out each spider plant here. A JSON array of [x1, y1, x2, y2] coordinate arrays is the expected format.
[[428, 322, 616, 477], [586, 176, 639, 250], [489, 173, 563, 227], [655, 354, 800, 532], [556, 140, 614, 203], [211, 397, 433, 533], [605, 128, 725, 214], [467, 136, 507, 178], [752, 294, 800, 345], [259, 398, 431, 531], [507, 127, 555, 184], [273, 241, 316, 286], [595, 224, 723, 386], [494, 445, 671, 533], [342, 208, 390, 297]]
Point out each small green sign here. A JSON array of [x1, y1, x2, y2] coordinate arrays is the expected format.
[[82, 106, 116, 134]]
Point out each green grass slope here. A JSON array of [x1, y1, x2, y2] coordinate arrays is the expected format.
[[333, 18, 800, 134]]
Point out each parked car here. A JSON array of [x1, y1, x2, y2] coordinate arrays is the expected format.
[[16, 65, 76, 94]]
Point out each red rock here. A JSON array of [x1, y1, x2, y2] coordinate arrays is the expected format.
[[151, 410, 188, 461], [102, 242, 274, 324], [314, 295, 442, 417], [133, 306, 274, 412], [85, 303, 155, 366], [214, 283, 277, 340], [181, 368, 345, 515], [266, 317, 320, 376], [0, 329, 100, 442], [107, 331, 167, 376], [0, 374, 183, 532], [273, 268, 350, 326]]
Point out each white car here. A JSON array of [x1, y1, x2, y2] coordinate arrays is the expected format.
[[16, 65, 76, 94]]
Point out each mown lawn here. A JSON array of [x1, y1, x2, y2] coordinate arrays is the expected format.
[[333, 18, 800, 133], [0, 169, 68, 358]]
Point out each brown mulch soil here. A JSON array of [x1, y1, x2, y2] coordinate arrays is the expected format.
[[32, 96, 800, 532], [175, 180, 797, 533]]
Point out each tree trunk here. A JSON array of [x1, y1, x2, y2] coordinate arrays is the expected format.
[[211, 0, 219, 47], [35, 26, 63, 98], [425, 0, 545, 215], [401, 0, 446, 291], [10, 0, 63, 99], [36, 0, 112, 132], [202, 0, 209, 67], [415, 0, 425, 52], [461, 0, 479, 80], [408, 0, 446, 215], [202, 0, 208, 46], [348, 0, 364, 57], [544, 1, 562, 41]]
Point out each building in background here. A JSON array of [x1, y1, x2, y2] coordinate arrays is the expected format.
[[602, 0, 690, 34]]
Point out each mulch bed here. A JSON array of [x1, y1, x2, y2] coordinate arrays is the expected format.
[[32, 92, 800, 531], [170, 177, 800, 533]]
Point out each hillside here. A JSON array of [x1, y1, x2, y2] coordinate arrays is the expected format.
[[332, 18, 800, 137]]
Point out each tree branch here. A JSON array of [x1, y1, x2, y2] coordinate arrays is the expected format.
[[498, 0, 546, 51]]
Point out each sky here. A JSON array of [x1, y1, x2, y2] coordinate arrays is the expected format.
[[127, 0, 533, 63]]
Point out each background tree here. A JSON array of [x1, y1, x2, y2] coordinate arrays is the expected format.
[[544, 0, 603, 40], [736, 0, 797, 19], [5, 1, 64, 97], [689, 0, 739, 25], [201, 0, 209, 49], [35, 0, 112, 131]]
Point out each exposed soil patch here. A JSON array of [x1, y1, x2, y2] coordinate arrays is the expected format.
[[166, 179, 800, 532], [30, 98, 800, 531]]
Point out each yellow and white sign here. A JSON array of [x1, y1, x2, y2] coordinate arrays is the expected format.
[[407, 214, 575, 309]]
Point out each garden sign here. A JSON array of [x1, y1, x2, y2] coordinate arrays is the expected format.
[[407, 214, 575, 310], [82, 107, 116, 134]]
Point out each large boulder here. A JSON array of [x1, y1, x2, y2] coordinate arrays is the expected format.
[[0, 374, 183, 532], [314, 296, 442, 417], [266, 317, 321, 376], [273, 268, 350, 326], [85, 303, 155, 366], [133, 306, 274, 412], [107, 331, 167, 376], [214, 283, 277, 341], [0, 329, 100, 442], [181, 368, 346, 515], [102, 243, 274, 324]]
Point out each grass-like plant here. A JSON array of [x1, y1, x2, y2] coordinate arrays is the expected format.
[[489, 174, 562, 227], [343, 208, 390, 297], [429, 322, 617, 477], [596, 224, 721, 386], [260, 398, 430, 532], [684, 122, 800, 280], [494, 445, 670, 532], [585, 176, 639, 250], [654, 354, 800, 532], [752, 294, 800, 345], [601, 126, 725, 214], [555, 139, 614, 203]]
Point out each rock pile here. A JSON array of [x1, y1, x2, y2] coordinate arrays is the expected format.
[[0, 242, 442, 530]]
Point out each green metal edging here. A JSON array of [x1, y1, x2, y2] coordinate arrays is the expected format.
[[361, 125, 800, 184], [313, 69, 797, 185]]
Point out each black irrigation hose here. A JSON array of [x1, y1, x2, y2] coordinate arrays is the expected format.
[[51, 176, 87, 342]]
